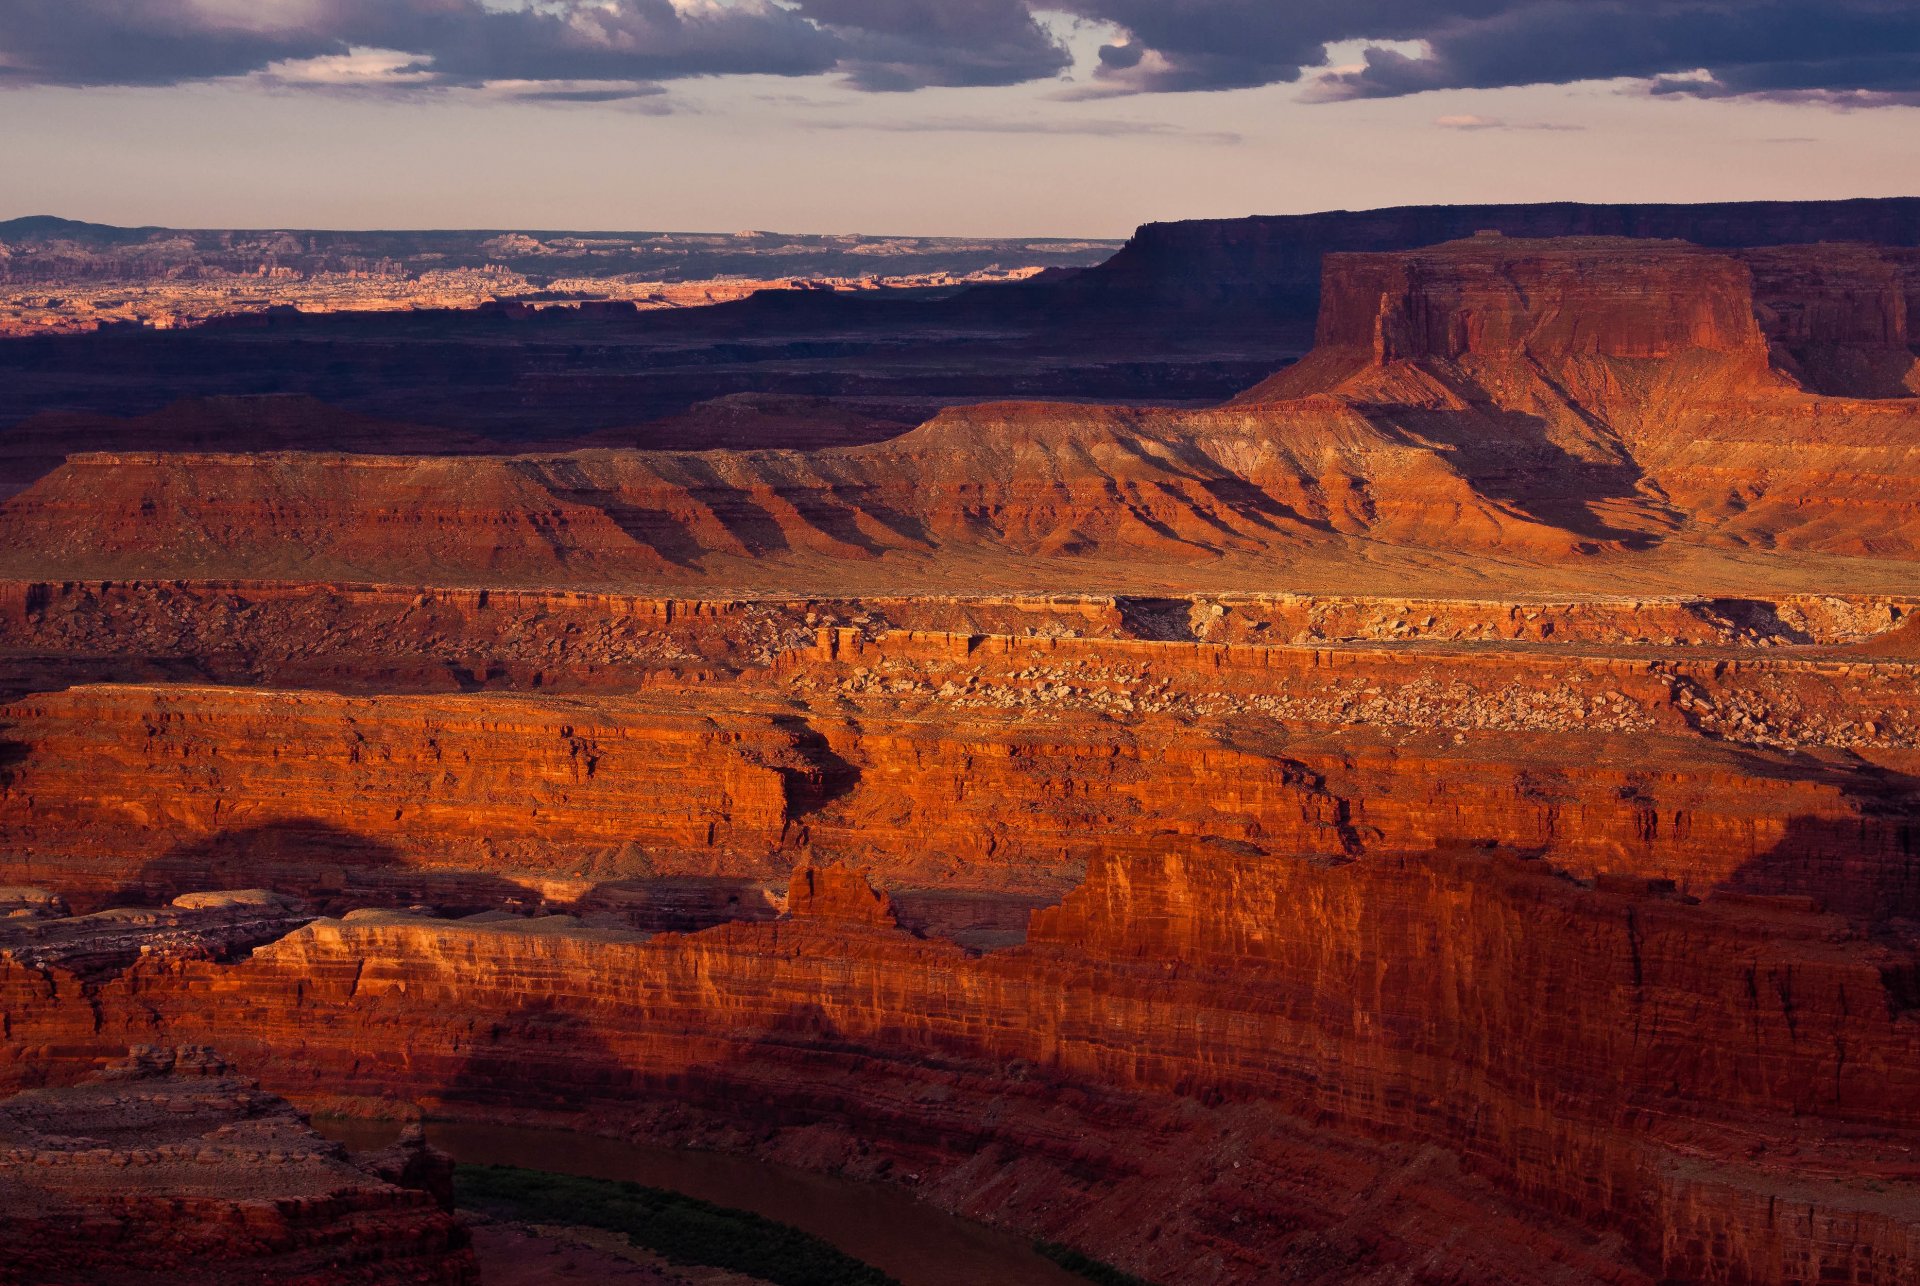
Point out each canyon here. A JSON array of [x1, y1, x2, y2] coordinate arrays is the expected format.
[[5, 204, 1920, 1283], [0, 217, 1116, 336]]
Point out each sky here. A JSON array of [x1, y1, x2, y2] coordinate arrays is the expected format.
[[1, 1, 1917, 237]]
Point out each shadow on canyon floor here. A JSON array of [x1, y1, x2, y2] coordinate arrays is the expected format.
[[111, 816, 791, 932], [116, 820, 551, 916], [1367, 394, 1674, 549]]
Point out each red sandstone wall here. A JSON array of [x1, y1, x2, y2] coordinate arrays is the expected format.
[[5, 641, 1917, 918], [5, 844, 1917, 1282]]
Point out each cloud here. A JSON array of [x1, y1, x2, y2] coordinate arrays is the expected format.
[[251, 47, 436, 92], [803, 113, 1242, 142], [0, 0, 1071, 97], [1, 0, 1916, 107], [1434, 113, 1584, 131], [791, 0, 1070, 91], [1053, 0, 1920, 106], [1299, 2, 1920, 106]]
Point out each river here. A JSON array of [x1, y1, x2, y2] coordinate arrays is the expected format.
[[316, 1117, 1090, 1286]]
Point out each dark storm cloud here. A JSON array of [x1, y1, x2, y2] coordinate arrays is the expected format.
[[1305, 2, 1920, 105], [0, 0, 340, 87], [1, 0, 1916, 105], [790, 0, 1070, 91], [1056, 0, 1920, 105], [0, 0, 859, 91], [365, 1, 840, 87]]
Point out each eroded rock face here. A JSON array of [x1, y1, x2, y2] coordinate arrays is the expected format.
[[6, 627, 1918, 919], [3, 851, 1918, 1284], [784, 861, 896, 927], [2, 580, 1912, 699], [1241, 236, 1920, 560], [6, 235, 1919, 588], [0, 1045, 473, 1285], [1744, 244, 1920, 397], [3, 607, 1920, 1279], [1308, 236, 1769, 365], [0, 890, 311, 991]]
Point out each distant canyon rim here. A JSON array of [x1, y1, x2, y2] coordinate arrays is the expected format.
[[4, 198, 1920, 1285]]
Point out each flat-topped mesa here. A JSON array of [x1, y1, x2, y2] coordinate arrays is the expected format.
[[1219, 235, 1920, 558], [1243, 236, 1774, 402], [1045, 198, 1920, 344], [1356, 236, 1765, 361]]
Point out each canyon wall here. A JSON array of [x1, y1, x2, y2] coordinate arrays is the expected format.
[[1305, 236, 1768, 365], [5, 846, 1919, 1282], [1242, 236, 1920, 562], [1745, 244, 1920, 397], [5, 627, 1918, 921], [8, 221, 1920, 1284]]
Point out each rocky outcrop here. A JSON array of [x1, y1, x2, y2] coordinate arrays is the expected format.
[[0, 685, 804, 908], [1240, 236, 1920, 558], [0, 891, 311, 1004], [784, 861, 896, 927], [0, 1045, 474, 1284], [2, 579, 1911, 702], [0, 396, 1569, 587], [1309, 235, 1768, 366]]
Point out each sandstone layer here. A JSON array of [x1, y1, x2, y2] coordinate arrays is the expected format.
[[4, 612, 1920, 1279], [0, 1044, 472, 1285]]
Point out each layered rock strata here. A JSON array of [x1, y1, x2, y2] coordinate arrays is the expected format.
[[6, 238, 1919, 592], [1744, 244, 1920, 397], [2, 580, 1913, 702], [1045, 197, 1920, 344], [4, 623, 1918, 920], [0, 1044, 473, 1284], [6, 225, 1920, 1284], [3, 859, 1918, 1284]]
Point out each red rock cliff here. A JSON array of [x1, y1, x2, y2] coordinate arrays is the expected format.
[[6, 845, 1919, 1283]]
